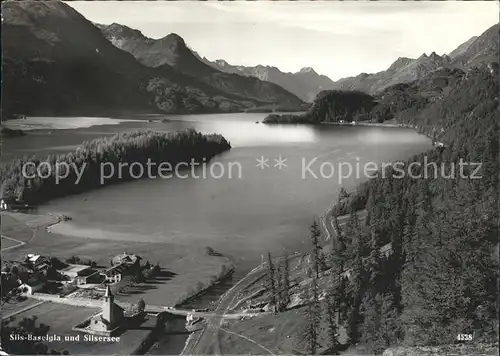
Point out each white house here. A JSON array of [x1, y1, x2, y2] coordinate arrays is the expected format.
[[18, 281, 44, 295]]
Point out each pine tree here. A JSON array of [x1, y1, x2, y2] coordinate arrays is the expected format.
[[304, 296, 319, 355], [345, 232, 366, 345], [360, 293, 384, 354], [326, 288, 340, 355], [380, 294, 402, 347], [331, 214, 346, 273], [310, 220, 322, 278], [304, 275, 321, 355], [267, 252, 277, 312], [282, 250, 291, 309], [276, 262, 283, 311]]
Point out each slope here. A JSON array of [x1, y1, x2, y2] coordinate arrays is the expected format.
[[98, 23, 305, 108], [1, 0, 270, 118]]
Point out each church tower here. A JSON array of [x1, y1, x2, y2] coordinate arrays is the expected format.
[[102, 285, 115, 326]]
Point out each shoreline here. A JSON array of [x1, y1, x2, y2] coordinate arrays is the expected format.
[[1, 116, 145, 131], [47, 214, 238, 308], [319, 120, 402, 127], [2, 209, 240, 355], [177, 118, 438, 354], [1, 118, 435, 355]]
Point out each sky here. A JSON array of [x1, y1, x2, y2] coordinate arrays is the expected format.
[[67, 0, 499, 80]]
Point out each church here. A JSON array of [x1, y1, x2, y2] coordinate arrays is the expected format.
[[88, 285, 124, 336]]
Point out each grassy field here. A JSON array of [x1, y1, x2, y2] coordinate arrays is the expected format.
[[1, 298, 43, 319], [4, 302, 159, 354], [215, 250, 351, 355], [218, 308, 309, 354], [219, 304, 347, 355], [1, 212, 232, 306], [1, 213, 39, 242]]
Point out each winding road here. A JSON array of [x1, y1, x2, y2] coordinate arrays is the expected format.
[[184, 252, 301, 355], [182, 208, 365, 355]]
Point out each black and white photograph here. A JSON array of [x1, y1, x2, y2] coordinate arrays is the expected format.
[[0, 0, 499, 355]]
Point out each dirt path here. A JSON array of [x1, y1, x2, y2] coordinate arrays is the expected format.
[[219, 326, 276, 355], [0, 235, 26, 251], [1, 300, 48, 320], [187, 265, 269, 355], [186, 252, 302, 355], [1, 211, 60, 252]]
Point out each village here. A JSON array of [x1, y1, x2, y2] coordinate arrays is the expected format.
[[1, 251, 152, 298], [0, 250, 180, 354]]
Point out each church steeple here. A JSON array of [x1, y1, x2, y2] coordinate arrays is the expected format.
[[102, 285, 114, 324], [104, 284, 113, 301]]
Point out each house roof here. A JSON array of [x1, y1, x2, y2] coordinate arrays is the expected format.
[[27, 254, 41, 263], [26, 254, 50, 265], [112, 252, 141, 265], [104, 262, 127, 276], [59, 264, 91, 275], [24, 277, 44, 287], [34, 262, 50, 271]]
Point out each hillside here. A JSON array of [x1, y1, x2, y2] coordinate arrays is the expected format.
[[216, 62, 499, 356], [329, 52, 452, 95], [450, 23, 500, 69], [98, 23, 305, 108], [263, 90, 375, 124], [332, 62, 498, 353], [1, 1, 275, 118], [217, 23, 500, 355], [366, 66, 466, 123], [329, 23, 499, 95], [204, 59, 338, 103], [2, 0, 154, 117]]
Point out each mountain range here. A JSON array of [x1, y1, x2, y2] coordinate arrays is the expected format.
[[97, 23, 304, 109], [325, 23, 499, 94], [1, 0, 303, 118], [2, 0, 498, 118], [203, 22, 499, 97], [197, 58, 338, 103]]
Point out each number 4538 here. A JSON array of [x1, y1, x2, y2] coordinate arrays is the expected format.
[[457, 334, 473, 341]]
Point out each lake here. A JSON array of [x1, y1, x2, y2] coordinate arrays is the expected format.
[[2, 113, 432, 271]]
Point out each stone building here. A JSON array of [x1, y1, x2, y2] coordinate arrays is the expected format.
[[88, 285, 124, 335]]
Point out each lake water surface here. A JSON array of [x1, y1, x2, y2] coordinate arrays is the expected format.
[[2, 113, 432, 271]]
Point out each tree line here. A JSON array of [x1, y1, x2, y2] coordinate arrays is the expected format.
[[300, 64, 498, 354], [263, 90, 375, 124], [266, 250, 292, 313]]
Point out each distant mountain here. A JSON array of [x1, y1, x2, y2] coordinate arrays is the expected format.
[[2, 1, 287, 118], [329, 52, 452, 95], [328, 23, 499, 95], [97, 23, 304, 108], [198, 58, 337, 103]]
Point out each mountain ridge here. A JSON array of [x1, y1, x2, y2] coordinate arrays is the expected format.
[[200, 58, 337, 102], [327, 23, 499, 94], [2, 1, 302, 118], [98, 23, 305, 108]]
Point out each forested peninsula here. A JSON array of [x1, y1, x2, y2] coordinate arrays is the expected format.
[[0, 129, 231, 205]]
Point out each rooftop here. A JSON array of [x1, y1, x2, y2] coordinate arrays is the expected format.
[[105, 262, 128, 275], [59, 264, 92, 274], [112, 252, 141, 265]]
